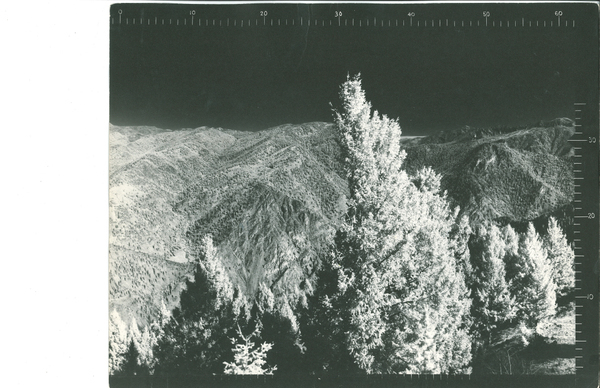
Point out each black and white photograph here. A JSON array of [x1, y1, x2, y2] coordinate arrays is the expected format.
[[108, 2, 599, 387]]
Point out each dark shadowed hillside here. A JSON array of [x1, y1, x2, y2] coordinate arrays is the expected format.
[[109, 119, 574, 326]]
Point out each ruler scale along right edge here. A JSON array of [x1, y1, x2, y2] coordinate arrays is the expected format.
[[569, 100, 600, 385]]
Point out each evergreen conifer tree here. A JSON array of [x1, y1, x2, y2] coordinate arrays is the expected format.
[[543, 217, 575, 298], [120, 338, 143, 376], [514, 223, 556, 327], [109, 309, 128, 375], [137, 326, 157, 374], [153, 236, 238, 375], [501, 224, 520, 284], [450, 213, 474, 289], [310, 74, 472, 373], [223, 323, 277, 375], [470, 224, 516, 341]]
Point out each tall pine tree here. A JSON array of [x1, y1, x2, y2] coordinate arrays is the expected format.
[[309, 74, 472, 373], [513, 223, 556, 327], [120, 338, 143, 376], [543, 217, 575, 298], [109, 309, 128, 375], [153, 236, 238, 375], [501, 224, 520, 284], [450, 214, 474, 289], [470, 224, 516, 342]]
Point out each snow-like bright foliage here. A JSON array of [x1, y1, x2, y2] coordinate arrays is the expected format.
[[543, 217, 575, 297], [314, 74, 473, 373]]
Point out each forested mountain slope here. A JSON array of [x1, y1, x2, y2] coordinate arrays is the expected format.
[[402, 119, 574, 224], [109, 119, 574, 326], [109, 122, 348, 326]]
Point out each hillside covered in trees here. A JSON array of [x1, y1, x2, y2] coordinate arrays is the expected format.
[[109, 75, 576, 377]]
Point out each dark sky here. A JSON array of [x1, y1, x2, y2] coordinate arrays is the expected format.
[[110, 3, 597, 136]]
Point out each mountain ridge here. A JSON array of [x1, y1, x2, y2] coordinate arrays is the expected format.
[[109, 119, 574, 326]]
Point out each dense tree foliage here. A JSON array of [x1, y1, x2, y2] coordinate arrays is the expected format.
[[223, 323, 277, 375], [501, 224, 520, 283], [469, 224, 516, 341], [109, 76, 577, 377], [303, 74, 472, 374], [109, 309, 128, 374], [513, 223, 556, 327], [543, 217, 575, 298], [152, 236, 239, 375], [120, 339, 144, 376]]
